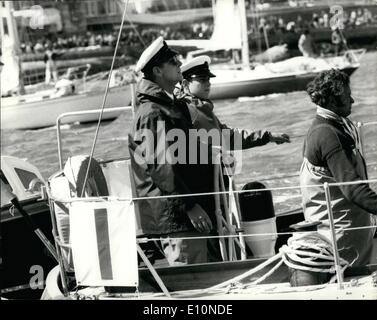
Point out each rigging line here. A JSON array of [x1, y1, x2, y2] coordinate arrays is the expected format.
[[80, 0, 130, 197]]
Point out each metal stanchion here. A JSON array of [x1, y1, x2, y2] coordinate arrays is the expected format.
[[323, 182, 344, 289], [130, 82, 137, 118]]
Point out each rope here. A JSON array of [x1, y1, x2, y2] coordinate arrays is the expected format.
[[169, 231, 350, 298], [280, 233, 349, 274]]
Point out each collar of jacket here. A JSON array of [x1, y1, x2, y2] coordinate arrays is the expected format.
[[314, 114, 356, 138], [137, 78, 175, 105], [137, 78, 188, 119], [177, 92, 214, 112]]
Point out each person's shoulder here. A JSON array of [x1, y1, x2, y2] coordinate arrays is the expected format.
[[307, 118, 340, 144], [308, 121, 339, 139], [307, 121, 343, 157], [137, 100, 164, 119]]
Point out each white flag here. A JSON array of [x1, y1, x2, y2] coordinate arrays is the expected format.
[[70, 200, 139, 287]]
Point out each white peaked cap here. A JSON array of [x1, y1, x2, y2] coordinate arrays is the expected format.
[[181, 56, 211, 74], [181, 55, 216, 79], [135, 36, 178, 73]]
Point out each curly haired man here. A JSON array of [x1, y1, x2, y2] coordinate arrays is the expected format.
[[291, 69, 377, 286]]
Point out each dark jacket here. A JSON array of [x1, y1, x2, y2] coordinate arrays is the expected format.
[[175, 93, 272, 224], [128, 79, 212, 235], [300, 115, 376, 266], [303, 115, 377, 214], [179, 93, 272, 150]]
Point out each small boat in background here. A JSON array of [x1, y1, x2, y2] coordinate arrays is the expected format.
[[0, 2, 132, 131], [209, 50, 364, 100], [1, 78, 131, 130]]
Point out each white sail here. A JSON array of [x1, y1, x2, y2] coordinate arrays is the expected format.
[[166, 0, 242, 51], [208, 0, 242, 50], [1, 34, 20, 96]]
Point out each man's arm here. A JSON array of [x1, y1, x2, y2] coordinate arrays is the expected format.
[[218, 119, 290, 150], [321, 129, 377, 214]]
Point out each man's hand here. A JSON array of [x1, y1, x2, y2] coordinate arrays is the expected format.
[[187, 204, 213, 233], [269, 132, 291, 144]]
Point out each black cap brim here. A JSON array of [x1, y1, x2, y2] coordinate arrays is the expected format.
[[183, 63, 216, 79], [190, 71, 216, 78]]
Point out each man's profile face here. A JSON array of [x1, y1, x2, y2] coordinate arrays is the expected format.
[[158, 56, 183, 84], [336, 84, 354, 117], [188, 76, 211, 99]]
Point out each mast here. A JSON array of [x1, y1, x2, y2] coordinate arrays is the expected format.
[[0, 1, 25, 94], [252, 0, 262, 54], [238, 0, 250, 69]]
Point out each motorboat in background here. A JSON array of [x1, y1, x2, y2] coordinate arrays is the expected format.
[[167, 0, 365, 100]]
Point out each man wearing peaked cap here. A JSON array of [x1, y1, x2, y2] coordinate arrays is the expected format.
[[128, 38, 214, 266], [181, 55, 216, 80], [177, 55, 291, 262], [179, 55, 291, 145]]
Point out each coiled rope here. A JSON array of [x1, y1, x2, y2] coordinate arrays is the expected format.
[[170, 231, 350, 298]]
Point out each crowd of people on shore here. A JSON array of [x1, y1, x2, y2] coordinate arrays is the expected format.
[[19, 6, 376, 55], [257, 7, 376, 36]]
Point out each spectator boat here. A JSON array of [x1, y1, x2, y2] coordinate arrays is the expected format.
[[208, 51, 364, 99], [167, 0, 366, 100], [1, 74, 132, 130], [0, 2, 131, 130]]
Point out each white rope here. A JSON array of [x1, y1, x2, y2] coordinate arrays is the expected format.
[[250, 259, 285, 285], [279, 233, 349, 274]]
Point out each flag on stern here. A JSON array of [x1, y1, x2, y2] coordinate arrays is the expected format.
[[70, 201, 138, 287]]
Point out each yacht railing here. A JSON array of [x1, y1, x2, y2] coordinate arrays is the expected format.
[[56, 105, 133, 170]]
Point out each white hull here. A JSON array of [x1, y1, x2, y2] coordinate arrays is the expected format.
[[209, 53, 362, 100], [42, 265, 377, 300], [1, 85, 131, 130]]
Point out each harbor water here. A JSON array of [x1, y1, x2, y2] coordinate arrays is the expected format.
[[1, 51, 376, 213]]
